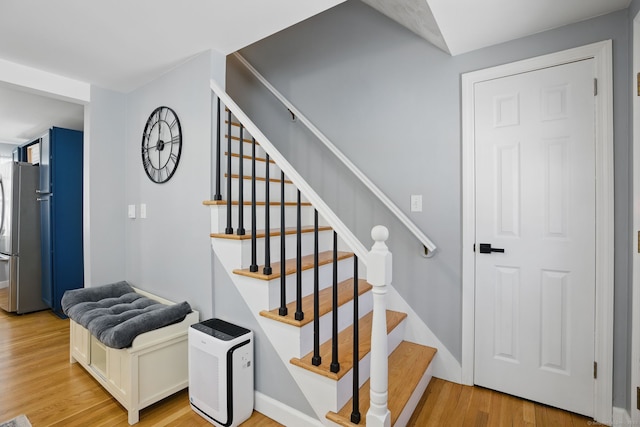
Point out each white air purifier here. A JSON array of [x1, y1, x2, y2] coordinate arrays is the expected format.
[[188, 318, 253, 427]]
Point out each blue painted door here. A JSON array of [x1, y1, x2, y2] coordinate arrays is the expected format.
[[40, 127, 83, 315], [38, 132, 52, 308]]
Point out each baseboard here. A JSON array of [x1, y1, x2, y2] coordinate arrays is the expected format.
[[612, 406, 631, 425], [254, 391, 324, 427]]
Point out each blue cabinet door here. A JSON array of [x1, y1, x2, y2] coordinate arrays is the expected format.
[[39, 132, 52, 308], [40, 127, 83, 315]]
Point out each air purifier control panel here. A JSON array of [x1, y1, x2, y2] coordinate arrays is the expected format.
[[191, 318, 251, 341]]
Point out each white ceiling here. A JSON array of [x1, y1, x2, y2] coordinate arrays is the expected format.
[[363, 0, 631, 55], [0, 0, 632, 144]]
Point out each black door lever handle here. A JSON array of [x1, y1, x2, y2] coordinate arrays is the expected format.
[[479, 243, 505, 254]]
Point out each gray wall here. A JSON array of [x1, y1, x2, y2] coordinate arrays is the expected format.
[[122, 52, 213, 317], [0, 143, 15, 157], [85, 86, 127, 286], [629, 0, 640, 415], [229, 0, 632, 410], [84, 49, 315, 417]]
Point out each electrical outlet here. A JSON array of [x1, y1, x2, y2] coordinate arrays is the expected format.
[[411, 195, 423, 212]]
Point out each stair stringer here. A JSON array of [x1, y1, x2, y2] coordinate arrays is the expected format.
[[209, 207, 448, 425], [210, 222, 408, 425], [383, 285, 462, 384]]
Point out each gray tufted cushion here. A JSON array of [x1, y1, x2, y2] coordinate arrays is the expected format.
[[62, 281, 192, 349]]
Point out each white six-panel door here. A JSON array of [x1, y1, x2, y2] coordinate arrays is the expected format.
[[473, 58, 596, 417]]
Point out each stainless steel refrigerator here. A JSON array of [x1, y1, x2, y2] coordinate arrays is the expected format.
[[0, 161, 47, 314]]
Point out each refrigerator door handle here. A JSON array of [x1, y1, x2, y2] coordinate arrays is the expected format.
[[36, 190, 52, 202], [0, 177, 5, 236]]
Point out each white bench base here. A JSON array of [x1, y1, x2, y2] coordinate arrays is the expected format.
[[69, 288, 199, 424]]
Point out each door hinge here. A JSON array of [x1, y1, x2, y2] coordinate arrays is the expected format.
[[594, 78, 598, 96], [637, 386, 640, 410], [593, 361, 597, 379], [473, 243, 476, 252], [637, 231, 640, 253]]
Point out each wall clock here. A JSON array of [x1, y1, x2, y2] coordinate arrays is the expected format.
[[141, 106, 182, 183]]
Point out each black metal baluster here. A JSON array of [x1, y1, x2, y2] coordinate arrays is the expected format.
[[263, 153, 272, 275], [237, 125, 245, 236], [295, 190, 304, 321], [330, 231, 340, 373], [225, 109, 233, 234], [351, 256, 361, 423], [279, 171, 287, 315], [312, 210, 321, 366], [214, 97, 222, 200], [250, 138, 258, 273]]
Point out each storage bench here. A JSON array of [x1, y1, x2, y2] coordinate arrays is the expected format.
[[64, 283, 199, 424]]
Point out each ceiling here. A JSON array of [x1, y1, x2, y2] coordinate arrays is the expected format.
[[0, 0, 632, 145], [362, 0, 631, 55]]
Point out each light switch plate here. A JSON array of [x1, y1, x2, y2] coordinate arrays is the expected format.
[[140, 204, 147, 219], [128, 204, 136, 219], [411, 195, 422, 212]]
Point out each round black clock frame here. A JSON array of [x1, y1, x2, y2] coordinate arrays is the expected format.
[[141, 106, 182, 183]]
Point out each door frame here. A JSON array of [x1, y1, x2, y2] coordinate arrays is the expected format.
[[461, 40, 614, 424], [632, 12, 640, 426]]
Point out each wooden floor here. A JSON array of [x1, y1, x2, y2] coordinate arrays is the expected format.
[[1, 308, 597, 426], [406, 378, 597, 427], [0, 309, 282, 427]]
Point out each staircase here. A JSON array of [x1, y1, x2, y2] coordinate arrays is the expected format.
[[204, 82, 437, 426]]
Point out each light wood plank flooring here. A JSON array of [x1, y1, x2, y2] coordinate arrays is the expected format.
[[0, 309, 281, 427], [1, 308, 597, 426], [407, 378, 596, 427]]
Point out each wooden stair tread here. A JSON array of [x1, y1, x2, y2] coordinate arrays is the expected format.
[[326, 341, 437, 426], [290, 310, 407, 380], [226, 152, 274, 163], [259, 278, 372, 327], [225, 173, 293, 184], [233, 250, 353, 280], [225, 134, 255, 145], [211, 225, 332, 240], [203, 200, 312, 207]]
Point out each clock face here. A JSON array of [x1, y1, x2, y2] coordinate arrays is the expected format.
[[141, 106, 182, 183]]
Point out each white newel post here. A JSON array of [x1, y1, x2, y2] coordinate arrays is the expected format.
[[366, 225, 392, 427]]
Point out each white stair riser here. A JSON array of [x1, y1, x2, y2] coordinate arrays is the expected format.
[[259, 291, 372, 360], [236, 229, 334, 269], [223, 134, 267, 157], [265, 257, 355, 310], [210, 205, 316, 234], [226, 155, 281, 180], [287, 317, 406, 415], [296, 291, 373, 358], [394, 362, 434, 427], [228, 178, 301, 204], [334, 319, 405, 410], [222, 122, 260, 142]]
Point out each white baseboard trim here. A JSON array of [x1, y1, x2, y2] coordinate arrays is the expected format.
[[255, 390, 324, 427], [612, 406, 631, 426]]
